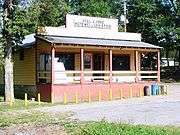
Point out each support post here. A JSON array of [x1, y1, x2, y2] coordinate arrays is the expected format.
[[109, 49, 113, 84], [80, 48, 84, 84], [135, 50, 139, 82], [51, 46, 55, 103], [157, 51, 160, 82], [51, 47, 55, 84]]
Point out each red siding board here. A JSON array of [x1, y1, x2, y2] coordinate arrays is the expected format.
[[37, 84, 52, 102]]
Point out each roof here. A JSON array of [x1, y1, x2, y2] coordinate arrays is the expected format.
[[21, 33, 35, 48], [36, 35, 161, 49]]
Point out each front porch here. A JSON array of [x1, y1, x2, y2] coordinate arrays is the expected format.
[[36, 43, 160, 102]]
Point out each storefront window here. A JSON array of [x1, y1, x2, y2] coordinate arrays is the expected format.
[[55, 53, 75, 70], [112, 55, 130, 70], [141, 52, 157, 70]]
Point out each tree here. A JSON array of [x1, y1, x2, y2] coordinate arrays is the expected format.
[[69, 0, 113, 18], [28, 0, 69, 27], [128, 0, 177, 66], [0, 0, 70, 101], [2, 0, 15, 102], [174, 0, 180, 65], [1, 0, 32, 102]]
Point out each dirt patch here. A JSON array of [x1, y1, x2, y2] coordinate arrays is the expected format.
[[0, 124, 67, 135]]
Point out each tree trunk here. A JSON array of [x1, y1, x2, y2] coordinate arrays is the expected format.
[[4, 45, 14, 102], [3, 0, 14, 102]]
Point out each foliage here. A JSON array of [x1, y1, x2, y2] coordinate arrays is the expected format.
[[1, 1, 29, 46], [28, 0, 69, 27], [69, 0, 113, 18], [128, 0, 176, 46], [175, 0, 180, 44], [76, 121, 180, 135]]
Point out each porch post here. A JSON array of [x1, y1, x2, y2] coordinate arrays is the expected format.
[[109, 49, 113, 84], [51, 47, 55, 84], [135, 50, 139, 82], [157, 51, 160, 82], [80, 48, 84, 84]]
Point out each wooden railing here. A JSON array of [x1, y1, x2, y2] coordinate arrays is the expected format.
[[38, 71, 51, 83], [37, 70, 158, 84], [139, 71, 158, 80]]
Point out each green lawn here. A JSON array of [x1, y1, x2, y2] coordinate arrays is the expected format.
[[0, 96, 57, 112], [74, 121, 180, 135]]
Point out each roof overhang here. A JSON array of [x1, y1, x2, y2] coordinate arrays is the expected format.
[[36, 35, 162, 49]]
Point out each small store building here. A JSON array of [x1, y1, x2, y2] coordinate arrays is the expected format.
[[0, 14, 161, 102]]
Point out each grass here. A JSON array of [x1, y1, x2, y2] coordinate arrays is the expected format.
[[0, 112, 54, 127], [73, 121, 180, 135], [0, 96, 59, 112]]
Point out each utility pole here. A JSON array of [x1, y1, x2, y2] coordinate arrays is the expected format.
[[124, 0, 127, 32]]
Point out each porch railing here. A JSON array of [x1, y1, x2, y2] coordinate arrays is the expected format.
[[37, 70, 158, 84], [139, 71, 158, 80]]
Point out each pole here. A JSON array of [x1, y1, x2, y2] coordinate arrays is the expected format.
[[157, 51, 160, 83], [135, 51, 139, 82], [109, 49, 112, 84], [38, 93, 41, 105], [124, 0, 127, 32], [80, 48, 84, 84], [25, 93, 28, 107]]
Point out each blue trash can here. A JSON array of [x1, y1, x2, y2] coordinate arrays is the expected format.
[[151, 84, 159, 95], [151, 85, 155, 95]]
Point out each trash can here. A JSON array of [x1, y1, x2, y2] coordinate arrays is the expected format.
[[159, 85, 167, 95], [151, 84, 159, 95], [144, 86, 151, 96]]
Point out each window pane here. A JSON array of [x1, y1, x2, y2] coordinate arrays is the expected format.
[[39, 54, 45, 70], [84, 54, 92, 69], [141, 52, 157, 70], [112, 55, 130, 70], [39, 54, 51, 71], [55, 54, 75, 70]]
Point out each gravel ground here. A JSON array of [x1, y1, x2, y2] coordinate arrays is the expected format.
[[0, 124, 67, 135], [38, 84, 180, 126]]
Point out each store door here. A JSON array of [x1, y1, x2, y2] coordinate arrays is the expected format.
[[93, 54, 104, 79]]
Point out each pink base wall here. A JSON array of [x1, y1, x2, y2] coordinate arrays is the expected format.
[[37, 83, 148, 103]]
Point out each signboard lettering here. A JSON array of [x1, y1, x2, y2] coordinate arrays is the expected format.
[[66, 14, 118, 32]]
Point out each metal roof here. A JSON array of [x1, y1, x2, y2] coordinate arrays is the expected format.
[[36, 35, 161, 49], [21, 34, 35, 48]]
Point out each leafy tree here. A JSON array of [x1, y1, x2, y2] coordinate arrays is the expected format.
[[128, 0, 177, 66], [0, 0, 70, 101], [28, 0, 69, 27], [175, 0, 180, 65], [1, 0, 35, 101], [69, 0, 112, 18]]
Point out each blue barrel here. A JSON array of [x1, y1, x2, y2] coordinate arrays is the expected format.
[[151, 84, 159, 95]]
